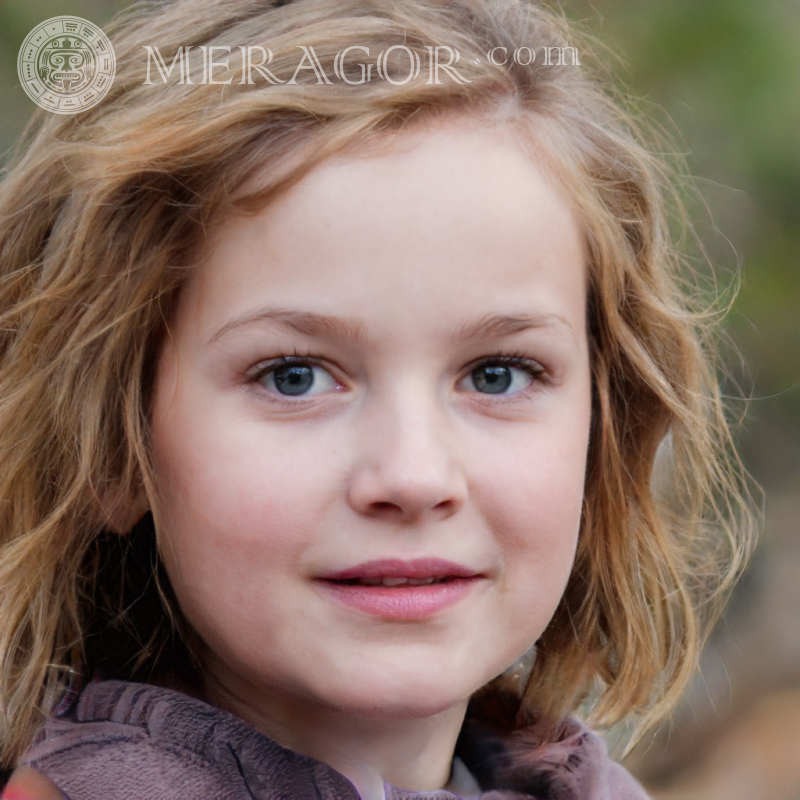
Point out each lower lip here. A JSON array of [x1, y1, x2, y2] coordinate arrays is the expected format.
[[317, 578, 481, 620]]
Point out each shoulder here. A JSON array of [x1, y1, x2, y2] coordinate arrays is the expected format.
[[17, 680, 255, 799], [505, 719, 650, 800], [458, 693, 650, 800], [17, 679, 358, 800]]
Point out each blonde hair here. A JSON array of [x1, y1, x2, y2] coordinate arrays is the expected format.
[[0, 0, 756, 769]]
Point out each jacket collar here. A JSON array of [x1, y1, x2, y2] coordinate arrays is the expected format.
[[73, 680, 627, 800]]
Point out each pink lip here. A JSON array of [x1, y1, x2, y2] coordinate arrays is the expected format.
[[319, 558, 478, 582], [316, 558, 483, 621]]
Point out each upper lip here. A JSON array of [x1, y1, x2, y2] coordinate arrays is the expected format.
[[318, 558, 480, 582]]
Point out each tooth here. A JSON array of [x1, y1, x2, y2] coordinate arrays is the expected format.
[[407, 577, 435, 586], [381, 577, 409, 587], [360, 577, 382, 586]]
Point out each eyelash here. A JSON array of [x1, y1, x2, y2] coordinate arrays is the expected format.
[[248, 352, 331, 398], [469, 352, 546, 377], [462, 352, 548, 399], [247, 351, 548, 401]]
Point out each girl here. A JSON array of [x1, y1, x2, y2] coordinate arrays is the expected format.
[[0, 0, 755, 797]]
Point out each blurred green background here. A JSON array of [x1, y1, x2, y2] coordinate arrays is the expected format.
[[1, 1, 799, 797]]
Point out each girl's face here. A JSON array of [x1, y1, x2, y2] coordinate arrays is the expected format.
[[149, 121, 592, 724]]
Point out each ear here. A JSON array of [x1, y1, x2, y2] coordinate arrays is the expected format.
[[98, 482, 150, 535]]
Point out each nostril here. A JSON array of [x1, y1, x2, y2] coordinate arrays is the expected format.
[[365, 498, 458, 522], [433, 499, 458, 517], [370, 501, 403, 515]]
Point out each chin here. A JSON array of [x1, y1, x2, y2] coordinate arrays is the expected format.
[[320, 673, 477, 720]]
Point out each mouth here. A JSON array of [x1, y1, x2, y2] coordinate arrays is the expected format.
[[316, 558, 483, 620], [330, 575, 458, 587]]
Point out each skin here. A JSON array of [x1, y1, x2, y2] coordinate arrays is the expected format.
[[1, 767, 66, 800], [145, 120, 592, 799]]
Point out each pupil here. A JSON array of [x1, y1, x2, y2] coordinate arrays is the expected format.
[[472, 365, 511, 394], [273, 364, 314, 395]]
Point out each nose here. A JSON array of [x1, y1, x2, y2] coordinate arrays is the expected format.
[[347, 395, 467, 524]]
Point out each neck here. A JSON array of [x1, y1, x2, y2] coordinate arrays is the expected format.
[[204, 670, 468, 800]]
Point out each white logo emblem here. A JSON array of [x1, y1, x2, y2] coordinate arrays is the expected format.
[[18, 16, 116, 114]]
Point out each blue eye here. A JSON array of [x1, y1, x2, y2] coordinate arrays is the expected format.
[[257, 360, 338, 397], [272, 364, 314, 395], [471, 364, 513, 394], [463, 359, 541, 395]]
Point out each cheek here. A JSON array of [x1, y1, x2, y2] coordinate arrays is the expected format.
[[469, 412, 590, 635], [149, 424, 307, 652], [149, 387, 345, 595], [477, 432, 587, 548], [471, 446, 586, 667], [154, 434, 304, 566]]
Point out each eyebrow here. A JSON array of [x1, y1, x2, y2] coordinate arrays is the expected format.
[[449, 312, 577, 345], [207, 308, 576, 347], [208, 308, 367, 346]]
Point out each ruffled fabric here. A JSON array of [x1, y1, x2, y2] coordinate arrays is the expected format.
[[452, 689, 648, 800], [20, 680, 649, 799]]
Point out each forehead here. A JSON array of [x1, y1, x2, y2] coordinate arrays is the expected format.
[[173, 121, 587, 345]]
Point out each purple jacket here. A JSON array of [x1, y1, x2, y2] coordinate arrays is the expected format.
[[20, 680, 649, 799]]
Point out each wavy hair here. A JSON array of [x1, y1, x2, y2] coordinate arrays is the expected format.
[[0, 0, 756, 769]]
